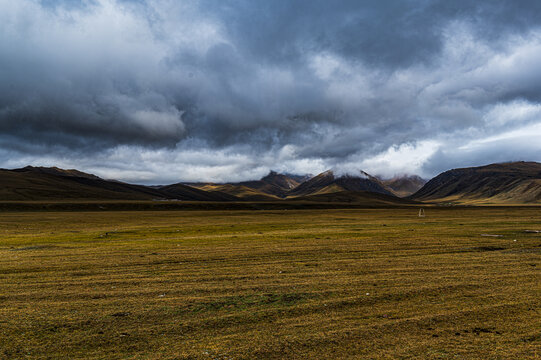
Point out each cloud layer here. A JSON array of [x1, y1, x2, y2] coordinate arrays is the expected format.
[[2, 0, 541, 183]]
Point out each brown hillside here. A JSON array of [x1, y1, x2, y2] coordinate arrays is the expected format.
[[411, 161, 541, 204], [194, 184, 279, 201], [0, 167, 164, 201], [294, 190, 418, 205], [382, 175, 427, 197], [0, 166, 238, 202], [238, 171, 301, 197], [287, 170, 394, 198]]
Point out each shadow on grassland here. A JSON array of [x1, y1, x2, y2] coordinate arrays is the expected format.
[[0, 200, 422, 212]]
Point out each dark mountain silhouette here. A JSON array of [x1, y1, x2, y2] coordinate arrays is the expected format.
[[12, 166, 101, 180], [0, 166, 165, 200], [0, 166, 237, 201]]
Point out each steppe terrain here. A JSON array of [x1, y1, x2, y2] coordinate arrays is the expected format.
[[1, 207, 539, 359]]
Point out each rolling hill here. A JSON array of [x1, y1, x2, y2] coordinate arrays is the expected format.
[[152, 183, 239, 201], [184, 183, 277, 201], [0, 166, 237, 201], [411, 161, 541, 204], [188, 171, 302, 200], [237, 171, 301, 197]]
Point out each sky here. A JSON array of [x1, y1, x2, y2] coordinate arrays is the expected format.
[[2, 0, 541, 184]]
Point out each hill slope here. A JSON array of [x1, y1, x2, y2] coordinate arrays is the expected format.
[[411, 161, 541, 204], [0, 166, 237, 201], [295, 190, 418, 205], [184, 183, 276, 201], [382, 175, 427, 197], [189, 171, 303, 199], [153, 183, 239, 201], [237, 171, 301, 197], [287, 170, 394, 198], [0, 166, 166, 201]]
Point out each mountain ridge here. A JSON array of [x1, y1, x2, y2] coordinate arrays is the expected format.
[[286, 170, 393, 198], [381, 175, 427, 197], [411, 161, 541, 204], [0, 166, 238, 202]]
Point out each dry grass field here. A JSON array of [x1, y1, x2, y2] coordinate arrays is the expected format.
[[0, 207, 540, 359]]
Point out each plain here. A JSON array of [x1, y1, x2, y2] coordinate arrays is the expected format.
[[0, 207, 540, 359]]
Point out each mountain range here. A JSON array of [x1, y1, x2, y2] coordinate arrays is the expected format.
[[1, 161, 541, 205]]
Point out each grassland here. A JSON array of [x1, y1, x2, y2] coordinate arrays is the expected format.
[[0, 207, 540, 359]]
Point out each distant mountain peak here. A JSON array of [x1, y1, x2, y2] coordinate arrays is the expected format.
[[287, 169, 393, 198], [325, 169, 373, 180], [380, 174, 427, 197], [260, 171, 300, 190], [318, 169, 335, 178], [260, 170, 282, 181]]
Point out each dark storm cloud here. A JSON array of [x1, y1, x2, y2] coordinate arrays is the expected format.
[[204, 0, 541, 67], [2, 0, 541, 182]]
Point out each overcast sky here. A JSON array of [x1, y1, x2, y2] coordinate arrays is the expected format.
[[2, 0, 541, 184]]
